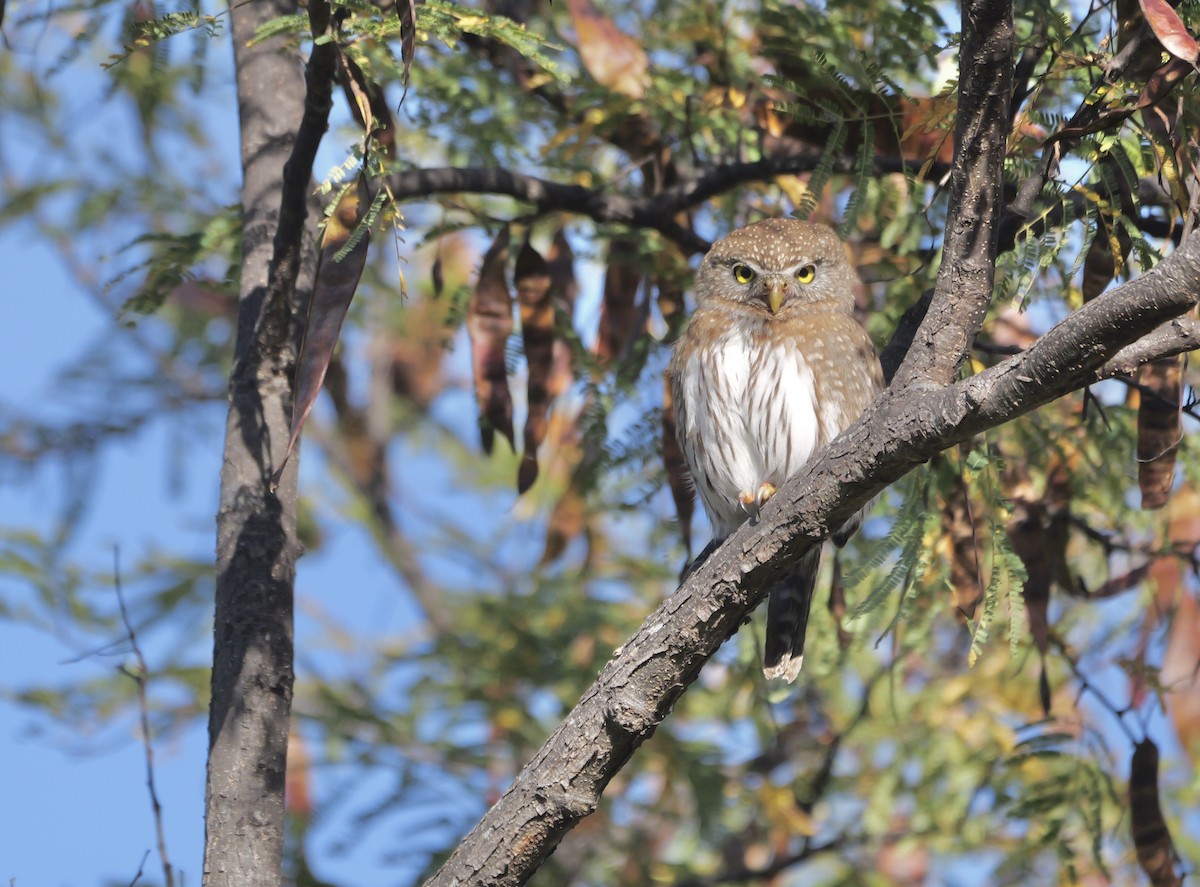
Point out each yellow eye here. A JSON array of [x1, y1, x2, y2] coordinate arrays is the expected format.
[[795, 264, 816, 284], [732, 263, 756, 284]]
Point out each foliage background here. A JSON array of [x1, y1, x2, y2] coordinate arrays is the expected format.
[[2, 0, 1200, 884]]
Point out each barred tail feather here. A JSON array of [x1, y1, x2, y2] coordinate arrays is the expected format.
[[763, 547, 822, 682]]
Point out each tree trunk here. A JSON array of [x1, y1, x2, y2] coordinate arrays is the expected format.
[[203, 2, 312, 884]]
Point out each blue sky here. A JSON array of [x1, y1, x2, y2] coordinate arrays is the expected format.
[[0, 15, 430, 883], [0, 232, 211, 885], [0, 226, 446, 884]]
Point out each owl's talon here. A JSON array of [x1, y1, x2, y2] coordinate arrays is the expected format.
[[756, 482, 777, 507]]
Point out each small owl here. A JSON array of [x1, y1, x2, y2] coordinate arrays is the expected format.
[[669, 218, 883, 682]]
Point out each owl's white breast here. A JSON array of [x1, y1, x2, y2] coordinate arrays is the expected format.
[[678, 327, 820, 536]]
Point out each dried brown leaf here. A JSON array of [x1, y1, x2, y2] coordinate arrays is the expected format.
[[276, 175, 372, 483], [595, 238, 641, 365], [467, 227, 515, 454], [1050, 58, 1192, 145], [338, 48, 397, 160], [516, 238, 554, 493], [942, 470, 983, 619], [1152, 486, 1200, 757], [546, 228, 579, 400], [285, 730, 312, 819], [1043, 449, 1077, 594], [566, 0, 649, 99], [397, 0, 416, 106], [1163, 592, 1200, 761], [542, 483, 587, 565], [1139, 0, 1200, 65], [1008, 501, 1051, 659], [389, 297, 449, 410]]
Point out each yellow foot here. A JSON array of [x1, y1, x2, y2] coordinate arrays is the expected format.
[[738, 483, 778, 517]]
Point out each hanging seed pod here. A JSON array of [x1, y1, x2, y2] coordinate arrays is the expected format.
[[1130, 739, 1181, 887], [515, 237, 554, 493], [1136, 356, 1183, 509], [595, 237, 641, 366], [467, 227, 515, 454]]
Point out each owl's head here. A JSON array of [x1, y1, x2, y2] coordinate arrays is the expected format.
[[695, 219, 858, 316]]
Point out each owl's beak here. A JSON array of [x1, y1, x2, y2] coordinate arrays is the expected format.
[[767, 281, 785, 314]]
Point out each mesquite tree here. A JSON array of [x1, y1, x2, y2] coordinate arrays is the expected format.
[[2, 0, 1199, 884]]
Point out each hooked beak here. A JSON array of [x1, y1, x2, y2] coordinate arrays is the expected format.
[[767, 281, 785, 314]]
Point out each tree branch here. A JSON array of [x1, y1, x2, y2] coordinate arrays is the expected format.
[[424, 228, 1200, 887], [388, 153, 951, 257], [890, 0, 1014, 387], [1100, 317, 1200, 378]]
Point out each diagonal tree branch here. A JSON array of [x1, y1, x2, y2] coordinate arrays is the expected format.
[[422, 221, 1200, 887]]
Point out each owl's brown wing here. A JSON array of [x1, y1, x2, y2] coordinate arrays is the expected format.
[[810, 317, 883, 549], [762, 546, 822, 682], [763, 315, 881, 681]]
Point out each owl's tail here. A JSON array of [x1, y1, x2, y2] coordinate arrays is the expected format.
[[762, 547, 822, 683]]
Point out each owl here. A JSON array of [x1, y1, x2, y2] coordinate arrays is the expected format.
[[668, 218, 883, 682]]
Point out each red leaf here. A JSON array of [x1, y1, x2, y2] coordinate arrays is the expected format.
[[467, 227, 515, 454], [276, 176, 373, 483], [1139, 0, 1200, 65]]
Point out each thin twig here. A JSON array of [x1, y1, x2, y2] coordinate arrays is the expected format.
[[1049, 636, 1139, 743], [114, 549, 175, 887], [126, 849, 151, 887]]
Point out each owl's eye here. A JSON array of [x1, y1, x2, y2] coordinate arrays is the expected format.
[[795, 264, 816, 284], [732, 263, 756, 284]]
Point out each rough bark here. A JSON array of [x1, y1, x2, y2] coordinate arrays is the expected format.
[[202, 2, 334, 885], [890, 0, 1014, 388]]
